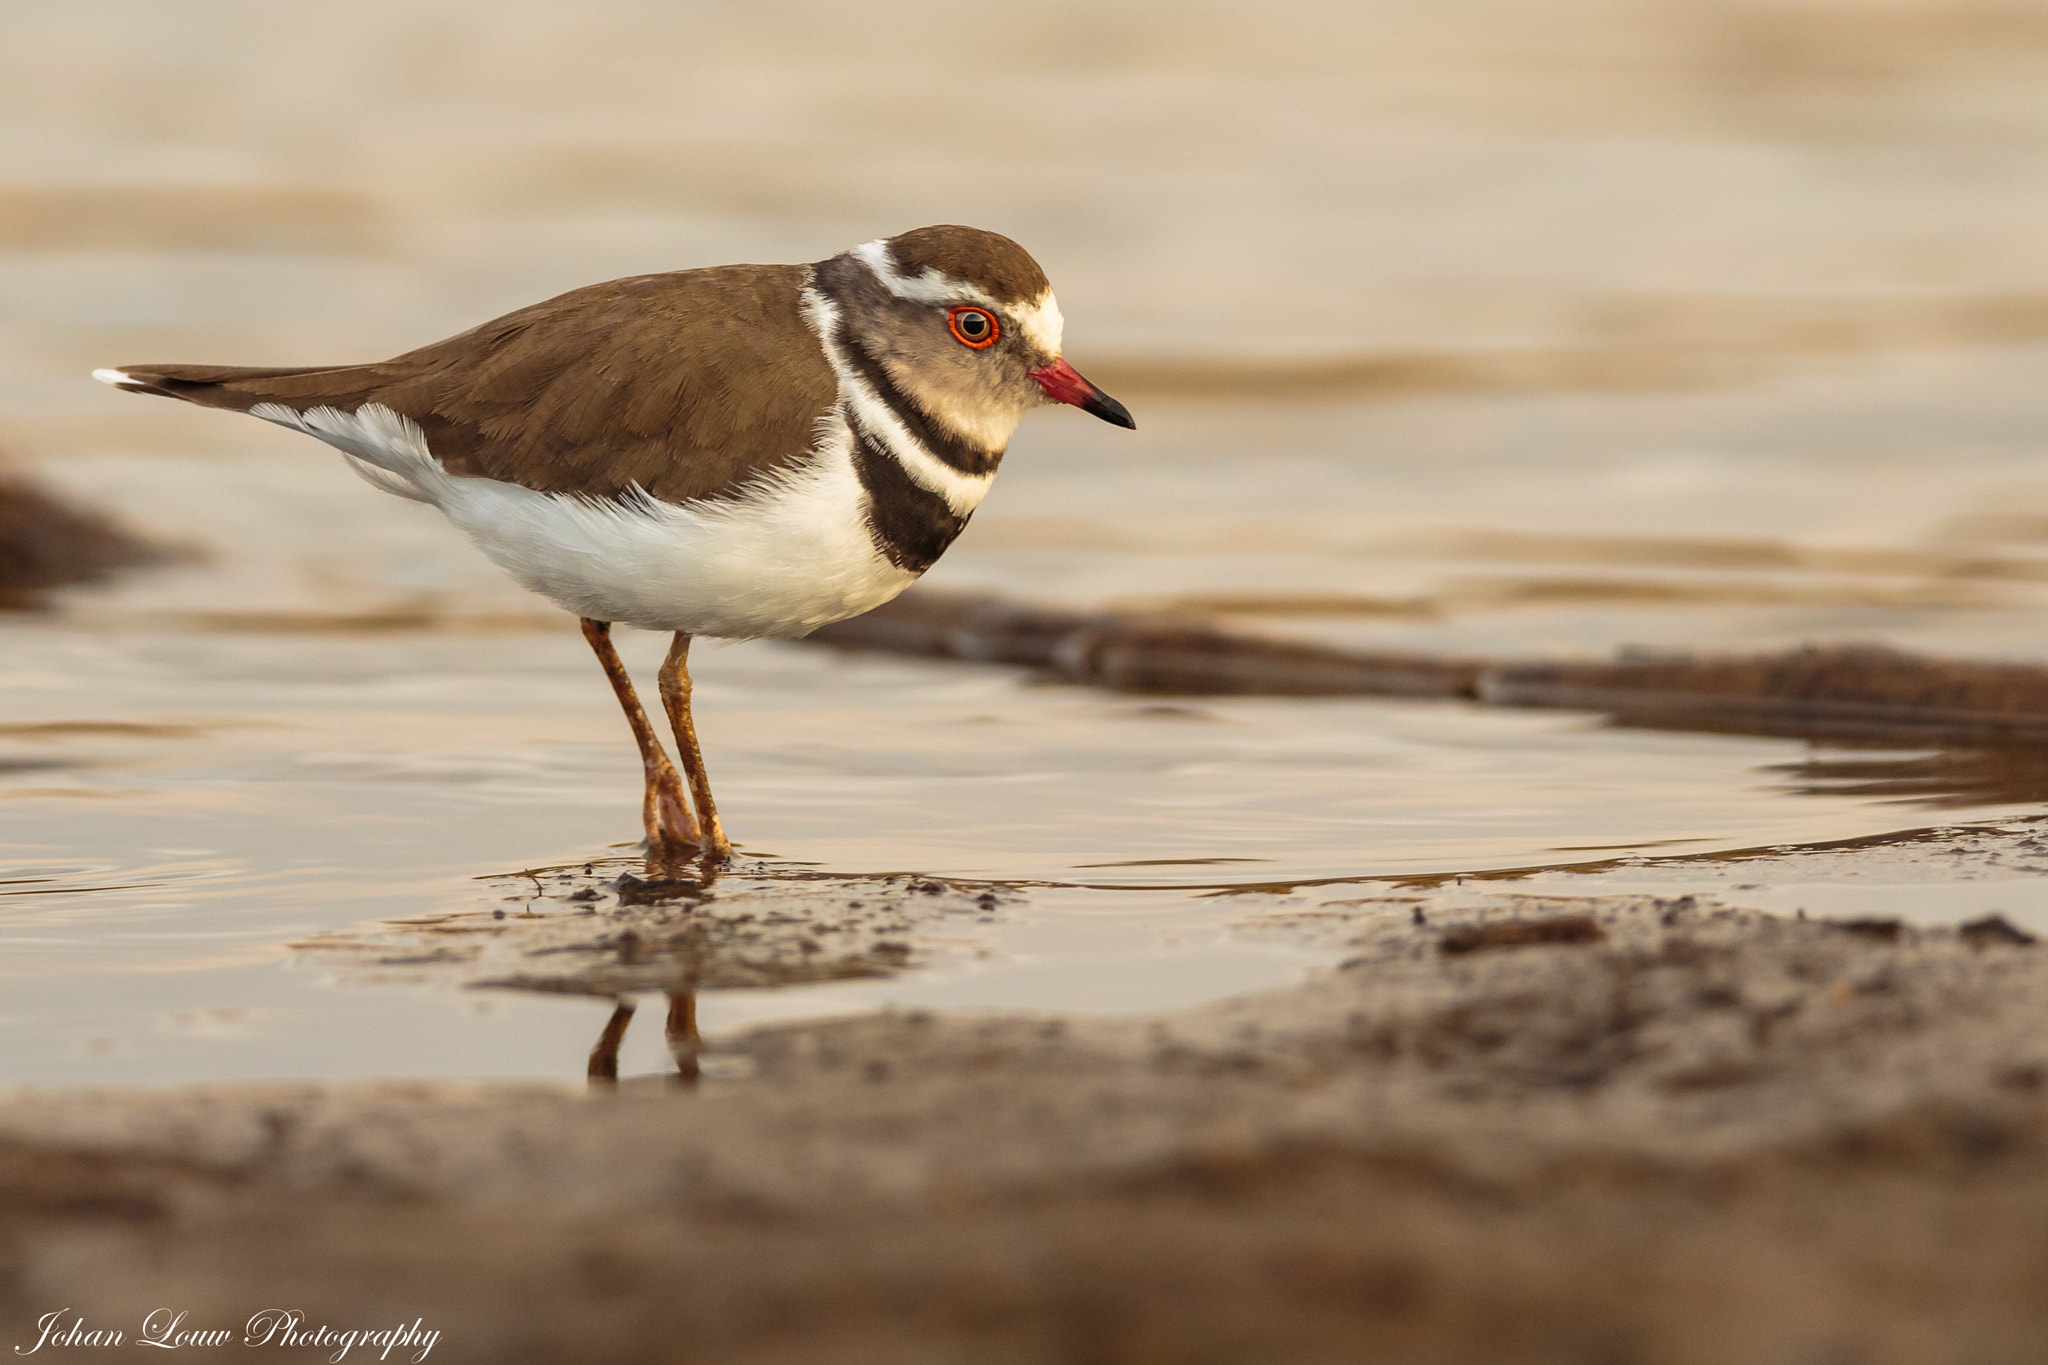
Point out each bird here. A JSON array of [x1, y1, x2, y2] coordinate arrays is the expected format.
[[94, 225, 1134, 870]]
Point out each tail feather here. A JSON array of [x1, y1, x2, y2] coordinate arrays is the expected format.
[[93, 362, 373, 412], [94, 362, 449, 506]]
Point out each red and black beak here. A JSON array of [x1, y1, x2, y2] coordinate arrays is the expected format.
[[1029, 358, 1135, 430]]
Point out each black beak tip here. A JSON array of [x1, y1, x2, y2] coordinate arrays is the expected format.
[[1086, 392, 1137, 430]]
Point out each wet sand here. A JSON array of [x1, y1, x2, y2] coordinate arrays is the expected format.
[[7, 881, 2048, 1363]]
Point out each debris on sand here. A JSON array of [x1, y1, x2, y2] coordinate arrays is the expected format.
[[1436, 913, 1605, 954]]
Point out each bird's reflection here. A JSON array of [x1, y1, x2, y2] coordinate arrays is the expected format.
[[284, 845, 1007, 1089], [625, 842, 725, 902], [582, 861, 712, 1089], [587, 990, 701, 1089]]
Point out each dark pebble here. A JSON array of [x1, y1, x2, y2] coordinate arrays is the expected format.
[[1439, 916, 1605, 955], [1960, 914, 2038, 949], [1826, 918, 1903, 943], [616, 874, 704, 906]]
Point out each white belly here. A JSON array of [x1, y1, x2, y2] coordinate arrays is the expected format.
[[438, 434, 918, 639], [250, 399, 918, 638]]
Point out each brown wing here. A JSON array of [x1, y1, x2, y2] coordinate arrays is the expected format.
[[103, 263, 839, 504]]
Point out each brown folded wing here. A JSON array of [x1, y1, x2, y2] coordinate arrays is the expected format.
[[107, 263, 838, 505]]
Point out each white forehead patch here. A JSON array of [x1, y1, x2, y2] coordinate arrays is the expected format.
[[852, 238, 1065, 356], [1012, 291, 1064, 356]]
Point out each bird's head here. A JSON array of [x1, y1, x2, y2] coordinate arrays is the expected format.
[[808, 224, 1134, 456]]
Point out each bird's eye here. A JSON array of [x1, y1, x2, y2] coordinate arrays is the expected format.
[[947, 306, 1000, 349]]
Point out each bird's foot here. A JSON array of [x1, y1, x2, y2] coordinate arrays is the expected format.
[[639, 764, 703, 874], [642, 832, 731, 881], [652, 776, 699, 845], [694, 827, 733, 866]]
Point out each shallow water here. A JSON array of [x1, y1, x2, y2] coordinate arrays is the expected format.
[[14, 0, 2048, 1084], [14, 356, 2048, 1085]]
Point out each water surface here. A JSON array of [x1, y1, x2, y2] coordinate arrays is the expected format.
[[12, 0, 2048, 1084]]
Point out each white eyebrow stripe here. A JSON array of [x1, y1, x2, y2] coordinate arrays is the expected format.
[[852, 239, 997, 308], [851, 239, 1065, 356]]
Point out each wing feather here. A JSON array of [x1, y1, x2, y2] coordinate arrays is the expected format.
[[99, 263, 838, 505]]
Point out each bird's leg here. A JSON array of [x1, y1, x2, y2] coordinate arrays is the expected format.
[[664, 991, 701, 1088], [658, 633, 731, 863], [579, 618, 701, 866], [587, 999, 636, 1087]]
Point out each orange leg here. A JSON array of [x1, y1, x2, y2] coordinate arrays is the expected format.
[[658, 634, 731, 862], [580, 619, 700, 864]]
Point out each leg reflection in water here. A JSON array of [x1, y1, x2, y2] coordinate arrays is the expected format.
[[667, 991, 702, 1083], [586, 990, 700, 1089]]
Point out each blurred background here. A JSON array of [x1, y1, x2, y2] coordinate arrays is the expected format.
[[13, 0, 2048, 648], [13, 0, 2048, 1083]]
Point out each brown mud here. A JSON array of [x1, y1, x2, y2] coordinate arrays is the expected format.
[[7, 892, 2048, 1362], [291, 860, 1016, 999], [813, 587, 2048, 742]]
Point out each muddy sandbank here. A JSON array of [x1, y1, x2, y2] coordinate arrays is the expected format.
[[811, 586, 2048, 739], [5, 890, 2048, 1363], [0, 454, 170, 610]]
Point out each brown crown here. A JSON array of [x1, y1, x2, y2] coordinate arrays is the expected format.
[[884, 225, 1051, 305]]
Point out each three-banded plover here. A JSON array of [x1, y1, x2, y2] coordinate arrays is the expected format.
[[96, 225, 1134, 866]]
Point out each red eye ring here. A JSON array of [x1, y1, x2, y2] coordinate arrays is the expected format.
[[947, 305, 1000, 349]]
